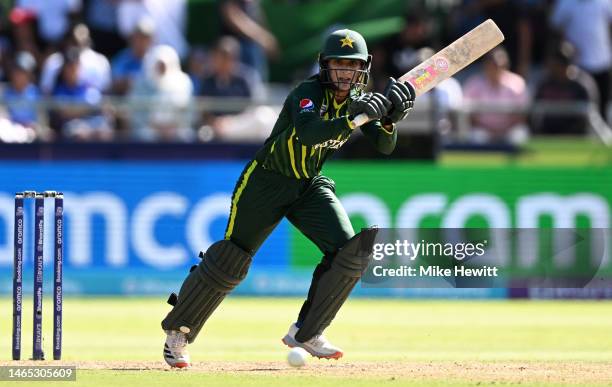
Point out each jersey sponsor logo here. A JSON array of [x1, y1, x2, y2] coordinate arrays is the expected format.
[[299, 98, 315, 112], [314, 136, 350, 150]]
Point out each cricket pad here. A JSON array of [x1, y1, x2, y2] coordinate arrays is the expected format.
[[161, 240, 252, 343], [295, 227, 378, 342]]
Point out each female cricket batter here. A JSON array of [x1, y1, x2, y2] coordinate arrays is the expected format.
[[161, 29, 415, 368]]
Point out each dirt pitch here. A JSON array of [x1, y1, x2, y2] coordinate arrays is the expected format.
[[3, 360, 612, 385]]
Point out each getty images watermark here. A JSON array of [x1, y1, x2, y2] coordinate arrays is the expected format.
[[372, 238, 497, 277], [360, 228, 611, 289]]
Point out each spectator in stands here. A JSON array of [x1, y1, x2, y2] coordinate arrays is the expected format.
[[550, 0, 611, 120], [128, 44, 194, 142], [187, 46, 207, 95], [515, 0, 554, 81], [380, 12, 434, 80], [50, 48, 113, 141], [450, 1, 523, 75], [111, 17, 155, 95], [463, 46, 529, 145], [219, 0, 279, 81], [198, 36, 272, 142], [3, 51, 40, 128], [200, 36, 260, 103], [532, 42, 599, 135], [40, 23, 111, 94], [15, 0, 81, 51], [198, 36, 262, 132], [84, 0, 125, 59], [118, 0, 188, 60], [7, 7, 43, 66]]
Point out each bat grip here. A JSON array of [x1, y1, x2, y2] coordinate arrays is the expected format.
[[350, 113, 370, 128]]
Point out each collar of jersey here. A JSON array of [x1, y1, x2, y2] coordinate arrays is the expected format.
[[332, 94, 348, 110]]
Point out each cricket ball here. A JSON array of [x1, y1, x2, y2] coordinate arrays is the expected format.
[[287, 347, 308, 368]]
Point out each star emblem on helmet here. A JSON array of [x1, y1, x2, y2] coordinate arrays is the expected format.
[[340, 35, 354, 48]]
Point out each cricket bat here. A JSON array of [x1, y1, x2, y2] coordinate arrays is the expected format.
[[351, 19, 505, 127]]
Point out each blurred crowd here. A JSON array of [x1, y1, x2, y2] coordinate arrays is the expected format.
[[371, 0, 611, 146], [0, 0, 609, 146], [0, 0, 269, 143]]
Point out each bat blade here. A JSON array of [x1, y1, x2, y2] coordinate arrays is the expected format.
[[400, 19, 504, 96], [350, 19, 504, 128]]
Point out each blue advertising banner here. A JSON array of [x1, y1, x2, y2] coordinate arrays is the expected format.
[[0, 161, 507, 299], [0, 161, 294, 295]]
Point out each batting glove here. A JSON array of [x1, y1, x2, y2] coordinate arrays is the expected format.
[[348, 92, 391, 122], [382, 77, 415, 125]]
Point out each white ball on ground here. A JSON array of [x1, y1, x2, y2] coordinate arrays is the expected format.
[[287, 347, 308, 368]]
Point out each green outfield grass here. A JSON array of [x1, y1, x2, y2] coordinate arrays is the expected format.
[[1, 297, 612, 386], [440, 137, 612, 167]]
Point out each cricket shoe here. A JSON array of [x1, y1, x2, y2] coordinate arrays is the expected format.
[[282, 323, 343, 359], [163, 330, 191, 368]]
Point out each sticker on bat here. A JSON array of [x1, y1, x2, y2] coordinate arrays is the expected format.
[[408, 57, 450, 91], [435, 57, 449, 72]]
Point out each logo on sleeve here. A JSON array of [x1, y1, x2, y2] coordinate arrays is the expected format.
[[299, 98, 315, 112]]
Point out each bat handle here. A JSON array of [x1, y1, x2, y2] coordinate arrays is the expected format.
[[350, 113, 370, 128]]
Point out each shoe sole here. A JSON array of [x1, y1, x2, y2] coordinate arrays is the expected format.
[[164, 349, 190, 368], [281, 335, 343, 360], [164, 358, 190, 369]]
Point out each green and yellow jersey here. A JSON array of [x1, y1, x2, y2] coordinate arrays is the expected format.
[[254, 75, 397, 179]]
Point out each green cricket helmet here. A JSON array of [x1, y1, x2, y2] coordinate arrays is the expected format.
[[318, 29, 371, 90]]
